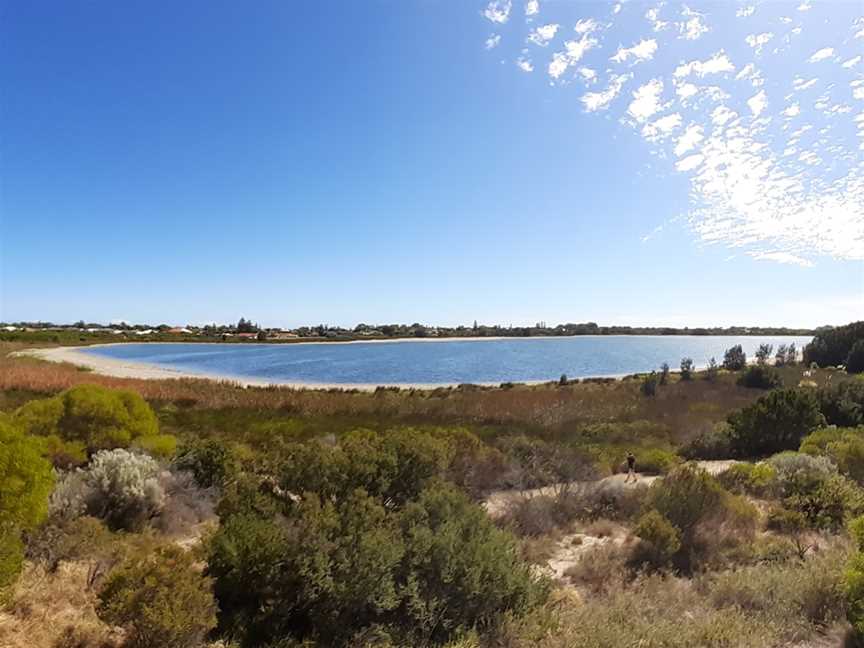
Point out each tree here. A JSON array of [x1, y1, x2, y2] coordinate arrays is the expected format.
[[727, 389, 826, 458], [847, 340, 864, 374], [805, 321, 864, 367], [775, 344, 789, 367], [705, 357, 718, 382], [659, 363, 670, 385], [633, 510, 681, 569], [723, 344, 747, 371], [680, 357, 694, 381], [98, 546, 217, 648], [755, 344, 773, 365]]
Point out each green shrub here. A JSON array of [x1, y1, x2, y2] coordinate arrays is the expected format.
[[851, 515, 864, 551], [633, 510, 680, 569], [680, 423, 733, 460], [717, 462, 777, 497], [98, 545, 217, 648], [14, 385, 160, 454], [723, 344, 747, 371], [847, 551, 864, 638], [817, 381, 864, 427], [640, 372, 658, 397], [207, 484, 545, 645], [38, 434, 88, 469], [132, 433, 178, 459], [646, 464, 725, 546], [785, 474, 863, 531], [736, 365, 783, 390], [175, 437, 241, 489], [767, 451, 837, 496], [0, 419, 55, 593], [680, 357, 694, 381], [847, 340, 864, 374], [801, 426, 864, 483], [633, 448, 681, 475], [805, 321, 864, 367], [727, 389, 825, 458]]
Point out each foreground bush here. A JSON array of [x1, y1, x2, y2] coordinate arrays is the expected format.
[[817, 380, 864, 427], [207, 484, 546, 645], [14, 384, 164, 455], [736, 365, 783, 390], [98, 545, 217, 648], [0, 420, 55, 589], [727, 389, 825, 458], [801, 426, 864, 483], [52, 448, 166, 530]]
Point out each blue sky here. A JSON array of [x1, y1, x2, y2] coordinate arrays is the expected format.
[[1, 1, 861, 328]]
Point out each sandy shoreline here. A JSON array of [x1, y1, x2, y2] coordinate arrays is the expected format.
[[15, 345, 553, 392]]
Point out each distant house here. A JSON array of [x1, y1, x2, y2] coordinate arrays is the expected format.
[[168, 327, 193, 334], [2, 326, 17, 332], [236, 332, 258, 339], [135, 329, 154, 335]]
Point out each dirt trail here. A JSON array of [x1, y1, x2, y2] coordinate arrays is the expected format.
[[483, 460, 738, 518]]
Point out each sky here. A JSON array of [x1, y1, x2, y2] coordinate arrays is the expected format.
[[1, 1, 862, 329]]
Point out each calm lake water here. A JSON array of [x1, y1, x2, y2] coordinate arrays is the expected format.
[[83, 336, 813, 386]]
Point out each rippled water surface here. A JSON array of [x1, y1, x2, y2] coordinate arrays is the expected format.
[[83, 336, 813, 386]]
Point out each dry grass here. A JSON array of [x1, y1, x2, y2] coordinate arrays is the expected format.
[[0, 562, 122, 648]]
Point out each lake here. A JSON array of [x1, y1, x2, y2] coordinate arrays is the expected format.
[[81, 336, 813, 387]]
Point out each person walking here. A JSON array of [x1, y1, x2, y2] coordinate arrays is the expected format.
[[625, 452, 636, 483]]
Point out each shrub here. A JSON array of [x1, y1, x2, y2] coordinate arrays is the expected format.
[[767, 451, 837, 497], [727, 389, 825, 458], [847, 340, 864, 374], [784, 474, 863, 531], [736, 365, 783, 390], [98, 545, 217, 648], [633, 510, 680, 569], [646, 464, 725, 546], [680, 358, 694, 381], [846, 551, 864, 638], [0, 420, 54, 591], [723, 344, 747, 371], [717, 462, 777, 497], [705, 357, 719, 382], [755, 344, 773, 365], [818, 381, 864, 427], [680, 423, 733, 460], [659, 363, 670, 385], [801, 426, 864, 483], [132, 433, 178, 459], [84, 449, 166, 530], [175, 438, 241, 489], [633, 448, 681, 475], [207, 485, 546, 645], [38, 434, 88, 469], [640, 372, 658, 397], [14, 384, 160, 454]]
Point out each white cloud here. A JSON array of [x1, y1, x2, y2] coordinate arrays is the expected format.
[[548, 35, 597, 79], [642, 113, 683, 142], [525, 0, 539, 16], [674, 51, 735, 78], [751, 251, 814, 266], [581, 74, 630, 111], [676, 154, 704, 171], [516, 57, 534, 72], [679, 5, 709, 40], [735, 63, 763, 87], [611, 38, 658, 64], [645, 7, 669, 31], [483, 0, 512, 24], [675, 123, 704, 156], [579, 67, 596, 81], [485, 34, 501, 50], [747, 89, 768, 116], [711, 105, 738, 126], [677, 82, 699, 100], [613, 3, 622, 14], [528, 23, 559, 46], [782, 104, 801, 118], [574, 19, 599, 35], [843, 56, 862, 68], [808, 47, 835, 63], [793, 76, 818, 91], [745, 32, 774, 55], [627, 78, 666, 122], [736, 6, 755, 17], [797, 1, 812, 11]]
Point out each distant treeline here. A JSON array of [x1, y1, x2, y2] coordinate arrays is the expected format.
[[1, 319, 817, 344]]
